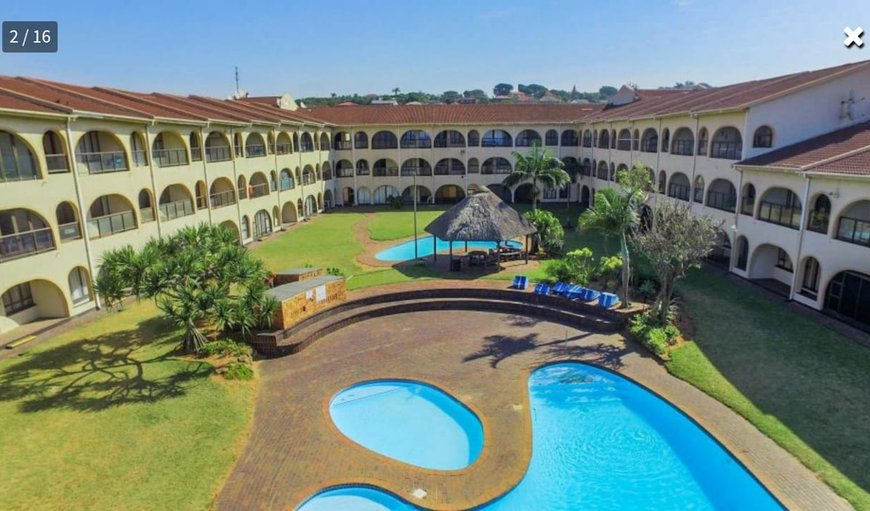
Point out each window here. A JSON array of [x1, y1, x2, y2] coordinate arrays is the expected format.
[[400, 130, 431, 149], [434, 130, 465, 148], [356, 159, 370, 176], [240, 215, 250, 240], [545, 130, 558, 146], [515, 130, 541, 147], [467, 158, 479, 174], [711, 127, 743, 159], [372, 131, 397, 149], [736, 237, 749, 270], [632, 129, 639, 151], [2, 283, 34, 315], [741, 184, 756, 215], [661, 128, 670, 153], [467, 130, 479, 147], [354, 132, 369, 149], [481, 130, 512, 147], [808, 195, 831, 233], [753, 126, 773, 148], [189, 132, 201, 161], [697, 128, 708, 156], [775, 248, 793, 272], [582, 130, 593, 147], [561, 130, 579, 146], [69, 267, 91, 304], [641, 129, 658, 153], [693, 176, 705, 203], [802, 258, 820, 297], [0, 130, 38, 181], [43, 132, 68, 173]]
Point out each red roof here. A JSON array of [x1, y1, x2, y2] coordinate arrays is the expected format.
[[738, 121, 870, 176], [297, 103, 599, 126]]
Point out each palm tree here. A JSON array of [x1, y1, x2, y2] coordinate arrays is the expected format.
[[503, 142, 570, 211]]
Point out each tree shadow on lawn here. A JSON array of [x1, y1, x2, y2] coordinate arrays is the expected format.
[[0, 315, 212, 413]]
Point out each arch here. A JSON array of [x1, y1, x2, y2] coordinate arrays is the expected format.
[[513, 183, 535, 204], [834, 199, 870, 247], [632, 129, 640, 151], [240, 215, 251, 240], [323, 190, 333, 209], [299, 132, 315, 152], [276, 131, 293, 154], [706, 178, 737, 212], [267, 133, 276, 154], [467, 130, 480, 147], [333, 131, 352, 150], [399, 129, 431, 149], [697, 127, 709, 156], [657, 170, 667, 194], [304, 195, 317, 217], [237, 175, 248, 199], [66, 266, 92, 305], [319, 132, 330, 150], [2, 278, 68, 320], [42, 130, 68, 173], [481, 129, 512, 147], [615, 163, 628, 179], [735, 235, 749, 271], [87, 194, 137, 238], [373, 185, 400, 205], [711, 126, 743, 159], [372, 130, 398, 149], [316, 193, 323, 211], [205, 131, 232, 162], [741, 183, 756, 216], [580, 158, 592, 176], [158, 184, 195, 221], [75, 130, 127, 174], [322, 161, 332, 180], [356, 159, 370, 176], [671, 127, 694, 155], [234, 133, 244, 158], [296, 198, 304, 216], [596, 161, 609, 180], [189, 131, 202, 161], [757, 187, 802, 229], [314, 165, 321, 181], [544, 129, 558, 146], [356, 186, 372, 205], [342, 187, 355, 206], [708, 229, 732, 267], [278, 168, 294, 191], [434, 130, 466, 148], [562, 157, 580, 180], [486, 183, 512, 203], [807, 194, 832, 233], [748, 243, 793, 285], [253, 209, 272, 238], [616, 129, 632, 151], [195, 180, 207, 210], [294, 167, 301, 183], [0, 207, 54, 260], [433, 158, 464, 176], [467, 158, 480, 174], [693, 175, 705, 203], [825, 271, 870, 328], [434, 185, 465, 204], [640, 128, 659, 153], [354, 131, 369, 149], [137, 189, 155, 222], [561, 129, 579, 147], [151, 131, 189, 167], [129, 131, 148, 166], [209, 177, 236, 208], [580, 185, 591, 206], [753, 125, 773, 148], [515, 129, 542, 147], [610, 129, 617, 149], [481, 157, 511, 175], [597, 130, 610, 149], [373, 158, 399, 177], [609, 162, 615, 181], [582, 129, 593, 148], [667, 172, 690, 200], [660, 128, 670, 152], [402, 158, 433, 176], [218, 220, 240, 241], [249, 171, 270, 197], [300, 165, 315, 185], [55, 201, 82, 241], [402, 185, 433, 204], [245, 132, 267, 157], [336, 159, 354, 178], [798, 256, 821, 299]]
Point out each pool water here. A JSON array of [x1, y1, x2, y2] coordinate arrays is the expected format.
[[329, 380, 483, 470], [375, 235, 522, 261], [296, 486, 414, 511], [299, 363, 782, 510]]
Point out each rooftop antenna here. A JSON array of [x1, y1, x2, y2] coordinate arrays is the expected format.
[[235, 66, 240, 96]]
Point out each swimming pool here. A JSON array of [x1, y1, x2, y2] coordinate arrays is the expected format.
[[299, 363, 782, 510], [375, 235, 522, 261], [329, 380, 483, 470]]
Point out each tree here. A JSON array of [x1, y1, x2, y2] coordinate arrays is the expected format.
[[463, 89, 489, 102], [599, 85, 618, 97], [442, 90, 461, 103], [94, 224, 277, 353], [578, 164, 652, 308], [493, 83, 513, 96], [632, 202, 720, 324], [392, 87, 401, 97], [502, 142, 570, 211], [523, 209, 564, 255]]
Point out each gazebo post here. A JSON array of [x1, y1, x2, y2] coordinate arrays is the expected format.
[[449, 242, 453, 271], [464, 240, 468, 252], [433, 235, 437, 261], [525, 235, 529, 264]]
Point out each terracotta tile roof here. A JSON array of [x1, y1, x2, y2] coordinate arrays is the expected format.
[[0, 87, 72, 115], [298, 103, 601, 126], [0, 76, 150, 119], [737, 121, 870, 176]]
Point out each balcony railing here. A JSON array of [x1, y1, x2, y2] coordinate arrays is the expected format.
[[131, 150, 148, 167], [196, 196, 207, 209], [238, 187, 247, 200], [191, 147, 202, 162], [58, 221, 82, 241], [140, 207, 155, 223], [482, 167, 511, 175], [152, 148, 189, 168], [641, 140, 657, 153], [276, 143, 291, 155], [159, 199, 194, 221], [706, 190, 737, 212], [668, 183, 690, 201], [279, 178, 294, 191], [249, 182, 270, 198], [334, 141, 353, 150], [373, 169, 398, 177], [711, 141, 742, 160], [45, 154, 69, 173], [807, 211, 830, 234], [323, 171, 332, 180], [245, 144, 266, 158], [87, 210, 136, 239], [210, 190, 236, 208], [356, 169, 370, 176], [205, 146, 232, 162], [337, 169, 354, 178], [302, 175, 315, 185], [757, 201, 801, 229], [616, 141, 632, 151], [76, 151, 127, 174], [433, 167, 463, 175], [741, 198, 755, 216], [671, 139, 694, 156], [0, 228, 55, 262], [836, 216, 870, 247]]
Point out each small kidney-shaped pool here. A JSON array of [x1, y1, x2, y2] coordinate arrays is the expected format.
[[376, 235, 522, 261], [329, 380, 483, 471]]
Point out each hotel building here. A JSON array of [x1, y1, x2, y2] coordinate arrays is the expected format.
[[1, 60, 869, 334]]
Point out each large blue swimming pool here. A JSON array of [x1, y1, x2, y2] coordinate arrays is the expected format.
[[375, 235, 522, 261], [298, 363, 782, 510]]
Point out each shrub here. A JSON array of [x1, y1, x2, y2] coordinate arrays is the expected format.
[[663, 324, 681, 345], [645, 328, 670, 357], [524, 209, 564, 255], [223, 361, 254, 381], [387, 195, 404, 209], [628, 311, 683, 360], [545, 247, 595, 284], [637, 279, 658, 301], [326, 267, 344, 277], [200, 339, 252, 358]]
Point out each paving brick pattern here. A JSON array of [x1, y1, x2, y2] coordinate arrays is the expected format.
[[216, 283, 850, 511]]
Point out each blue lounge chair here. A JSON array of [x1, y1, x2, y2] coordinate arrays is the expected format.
[[534, 283, 550, 295], [598, 292, 619, 308], [552, 282, 570, 295], [512, 275, 528, 290]]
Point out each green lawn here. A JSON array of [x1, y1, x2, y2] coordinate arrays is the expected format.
[[668, 271, 870, 509], [0, 301, 254, 511], [365, 205, 450, 240]]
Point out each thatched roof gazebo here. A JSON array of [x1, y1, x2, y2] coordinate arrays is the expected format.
[[424, 187, 537, 269]]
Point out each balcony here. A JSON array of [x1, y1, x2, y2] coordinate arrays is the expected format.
[[758, 201, 801, 230], [191, 147, 202, 162], [276, 143, 291, 155], [131, 150, 148, 167], [45, 154, 69, 173], [279, 178, 294, 191], [337, 169, 354, 178], [711, 141, 742, 160], [246, 145, 267, 158], [205, 146, 232, 162], [210, 190, 236, 208], [87, 210, 136, 239], [807, 211, 829, 234], [668, 183, 690, 201], [323, 171, 332, 180], [140, 207, 155, 223], [58, 221, 82, 241], [249, 182, 270, 198], [152, 148, 189, 168], [0, 228, 55, 262], [302, 175, 316, 185], [671, 140, 694, 156], [334, 141, 352, 150], [159, 199, 194, 221], [706, 190, 737, 212], [836, 216, 870, 247], [76, 151, 127, 174], [641, 140, 657, 153]]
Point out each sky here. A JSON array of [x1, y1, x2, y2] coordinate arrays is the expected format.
[[0, 0, 867, 99]]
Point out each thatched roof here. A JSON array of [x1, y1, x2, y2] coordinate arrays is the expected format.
[[425, 188, 537, 242]]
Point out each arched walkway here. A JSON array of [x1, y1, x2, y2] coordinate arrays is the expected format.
[[434, 185, 465, 204]]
